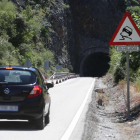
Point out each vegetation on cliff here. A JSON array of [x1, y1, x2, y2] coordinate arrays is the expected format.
[[109, 0, 140, 90], [0, 0, 69, 77]]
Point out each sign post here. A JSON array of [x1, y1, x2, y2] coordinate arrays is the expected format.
[[109, 11, 140, 118], [126, 51, 130, 117]]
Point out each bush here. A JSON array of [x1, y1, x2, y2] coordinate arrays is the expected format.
[[108, 46, 121, 73], [0, 0, 70, 78], [113, 67, 125, 83], [0, 0, 17, 39], [127, 6, 140, 15], [0, 37, 19, 65], [134, 69, 140, 91]]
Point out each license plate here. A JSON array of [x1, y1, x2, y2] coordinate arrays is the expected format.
[[0, 105, 18, 112]]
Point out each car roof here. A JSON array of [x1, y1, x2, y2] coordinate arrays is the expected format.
[[0, 66, 37, 72]]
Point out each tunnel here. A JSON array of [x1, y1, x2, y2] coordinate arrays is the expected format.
[[82, 52, 110, 77]]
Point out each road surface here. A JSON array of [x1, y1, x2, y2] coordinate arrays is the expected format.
[[0, 77, 95, 140]]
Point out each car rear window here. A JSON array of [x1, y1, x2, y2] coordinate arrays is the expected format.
[[0, 70, 36, 85]]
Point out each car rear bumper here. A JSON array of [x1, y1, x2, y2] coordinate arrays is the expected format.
[[0, 99, 44, 120]]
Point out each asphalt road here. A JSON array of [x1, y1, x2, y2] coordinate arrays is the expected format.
[[0, 77, 95, 140]]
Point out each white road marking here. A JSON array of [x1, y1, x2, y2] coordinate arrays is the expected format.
[[0, 78, 95, 140], [60, 78, 95, 140]]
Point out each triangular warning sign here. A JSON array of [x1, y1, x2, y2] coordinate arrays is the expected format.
[[109, 11, 140, 45]]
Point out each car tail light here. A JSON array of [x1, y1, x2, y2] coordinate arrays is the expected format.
[[28, 85, 42, 98], [5, 67, 13, 69]]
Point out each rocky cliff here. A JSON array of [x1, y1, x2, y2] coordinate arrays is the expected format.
[[11, 0, 126, 73], [68, 0, 126, 72]]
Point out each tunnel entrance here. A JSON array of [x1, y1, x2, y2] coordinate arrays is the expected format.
[[83, 52, 110, 77]]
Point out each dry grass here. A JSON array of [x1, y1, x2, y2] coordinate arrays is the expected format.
[[116, 80, 140, 111], [103, 73, 113, 85], [92, 77, 140, 139], [104, 92, 110, 105], [103, 74, 140, 113], [134, 83, 140, 92]]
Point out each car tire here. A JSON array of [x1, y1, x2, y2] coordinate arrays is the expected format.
[[35, 109, 45, 130], [45, 106, 50, 125]]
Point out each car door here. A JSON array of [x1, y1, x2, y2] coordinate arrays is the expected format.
[[36, 70, 50, 114]]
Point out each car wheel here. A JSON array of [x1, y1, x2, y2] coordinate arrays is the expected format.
[[35, 109, 45, 130], [45, 106, 50, 125]]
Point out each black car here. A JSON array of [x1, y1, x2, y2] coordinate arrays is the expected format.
[[0, 66, 53, 130]]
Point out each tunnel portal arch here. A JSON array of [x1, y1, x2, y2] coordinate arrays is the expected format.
[[80, 47, 110, 77]]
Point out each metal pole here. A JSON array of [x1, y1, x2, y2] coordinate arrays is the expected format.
[[126, 51, 130, 118]]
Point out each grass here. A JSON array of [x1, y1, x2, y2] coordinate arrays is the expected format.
[[113, 79, 140, 111]]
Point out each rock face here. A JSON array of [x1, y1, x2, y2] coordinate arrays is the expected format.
[[11, 0, 73, 69], [69, 0, 126, 41], [68, 0, 126, 73], [10, 0, 126, 73], [45, 0, 71, 67]]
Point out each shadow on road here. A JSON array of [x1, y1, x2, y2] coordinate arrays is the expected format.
[[0, 120, 37, 131]]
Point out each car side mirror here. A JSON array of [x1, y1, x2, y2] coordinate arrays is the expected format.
[[46, 83, 54, 89]]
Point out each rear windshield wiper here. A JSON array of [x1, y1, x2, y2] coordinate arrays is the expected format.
[[0, 82, 8, 85]]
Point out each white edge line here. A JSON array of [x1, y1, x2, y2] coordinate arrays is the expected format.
[[60, 78, 96, 140]]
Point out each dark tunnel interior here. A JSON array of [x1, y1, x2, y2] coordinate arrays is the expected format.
[[83, 52, 110, 77]]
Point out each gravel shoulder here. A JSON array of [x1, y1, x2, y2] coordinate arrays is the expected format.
[[82, 77, 140, 140]]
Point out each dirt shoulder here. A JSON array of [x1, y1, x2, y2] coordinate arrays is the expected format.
[[82, 77, 140, 140]]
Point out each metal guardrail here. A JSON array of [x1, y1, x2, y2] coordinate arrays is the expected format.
[[45, 72, 79, 85]]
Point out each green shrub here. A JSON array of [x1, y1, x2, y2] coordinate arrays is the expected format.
[[127, 6, 140, 15], [134, 69, 140, 91], [0, 0, 70, 78], [0, 0, 17, 39], [113, 67, 125, 83], [131, 12, 140, 29], [109, 46, 122, 73]]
